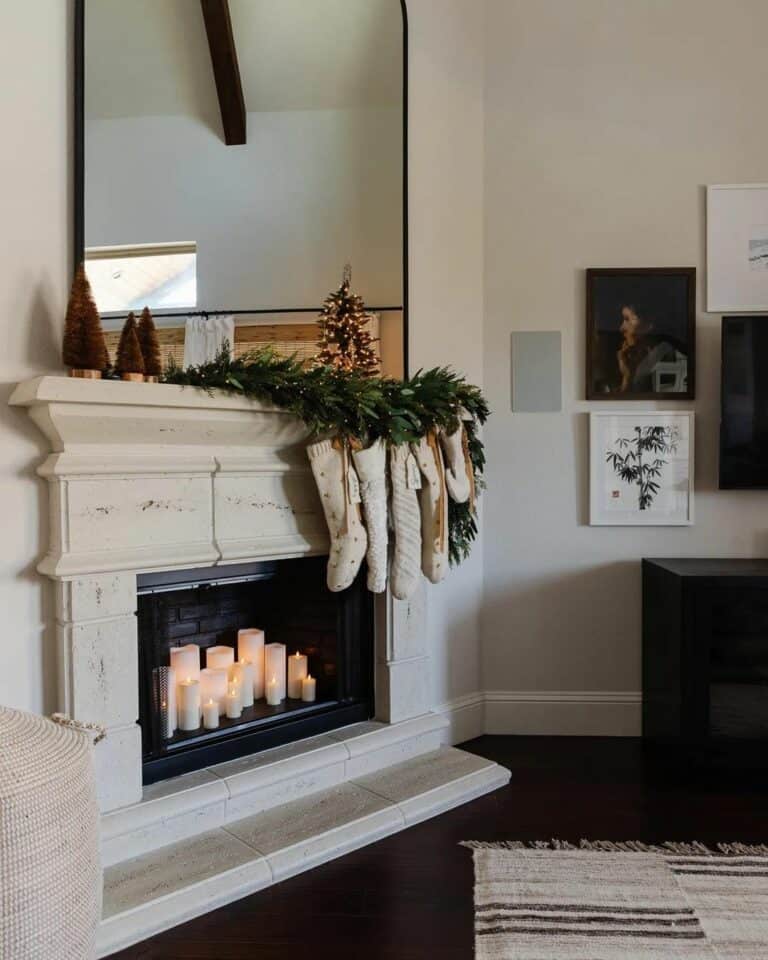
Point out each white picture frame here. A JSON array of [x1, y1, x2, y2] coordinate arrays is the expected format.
[[589, 412, 694, 526], [707, 183, 768, 311]]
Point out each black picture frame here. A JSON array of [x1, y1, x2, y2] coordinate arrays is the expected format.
[[73, 0, 410, 376], [586, 267, 696, 401]]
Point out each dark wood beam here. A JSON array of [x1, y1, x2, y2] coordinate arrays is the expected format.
[[200, 0, 246, 146]]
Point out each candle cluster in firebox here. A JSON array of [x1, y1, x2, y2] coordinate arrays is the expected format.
[[158, 628, 316, 738]]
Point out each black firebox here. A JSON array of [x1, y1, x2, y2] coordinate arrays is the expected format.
[[137, 557, 374, 784]]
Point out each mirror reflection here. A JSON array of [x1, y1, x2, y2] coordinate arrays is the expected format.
[[82, 0, 405, 375]]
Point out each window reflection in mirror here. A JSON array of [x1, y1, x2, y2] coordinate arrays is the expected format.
[[85, 243, 197, 313], [81, 0, 406, 378]]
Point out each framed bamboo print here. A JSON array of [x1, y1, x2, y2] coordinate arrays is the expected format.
[[586, 268, 696, 400], [707, 184, 768, 311], [589, 412, 694, 526]]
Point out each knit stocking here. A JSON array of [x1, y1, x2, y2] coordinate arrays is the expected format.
[[439, 425, 471, 504], [307, 439, 368, 592], [389, 444, 423, 601], [412, 431, 449, 584], [351, 439, 388, 593]]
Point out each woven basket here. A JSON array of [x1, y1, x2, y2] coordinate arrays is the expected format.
[[0, 707, 102, 960]]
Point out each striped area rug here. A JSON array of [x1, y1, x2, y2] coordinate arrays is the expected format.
[[463, 840, 768, 959]]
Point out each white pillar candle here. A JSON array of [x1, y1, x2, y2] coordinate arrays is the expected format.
[[301, 675, 317, 703], [287, 652, 308, 699], [225, 685, 242, 719], [200, 667, 229, 715], [232, 677, 243, 710], [206, 645, 235, 670], [264, 643, 286, 701], [169, 644, 200, 683], [238, 629, 265, 698], [232, 661, 255, 708], [266, 675, 281, 706], [202, 698, 219, 730], [167, 669, 178, 735], [160, 666, 177, 739], [178, 678, 201, 731]]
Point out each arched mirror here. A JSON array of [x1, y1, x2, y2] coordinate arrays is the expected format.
[[75, 0, 407, 377]]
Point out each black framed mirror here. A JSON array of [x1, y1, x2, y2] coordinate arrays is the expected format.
[[74, 0, 408, 376]]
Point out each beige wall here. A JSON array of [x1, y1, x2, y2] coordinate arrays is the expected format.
[[408, 0, 485, 714], [18, 0, 754, 728], [0, 0, 485, 717], [482, 0, 768, 715], [0, 0, 71, 713]]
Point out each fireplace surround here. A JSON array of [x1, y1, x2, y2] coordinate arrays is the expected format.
[[9, 376, 510, 954], [8, 375, 439, 811]]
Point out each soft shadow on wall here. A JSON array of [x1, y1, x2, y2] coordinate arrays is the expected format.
[[2, 279, 65, 715]]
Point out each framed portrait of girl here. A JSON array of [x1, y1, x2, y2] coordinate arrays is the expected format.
[[586, 268, 696, 400]]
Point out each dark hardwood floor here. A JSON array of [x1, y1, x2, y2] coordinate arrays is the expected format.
[[112, 736, 768, 959]]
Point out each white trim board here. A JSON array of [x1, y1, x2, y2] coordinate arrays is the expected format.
[[434, 692, 485, 745], [436, 691, 642, 741]]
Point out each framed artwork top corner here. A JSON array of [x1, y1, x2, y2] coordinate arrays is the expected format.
[[707, 183, 768, 312]]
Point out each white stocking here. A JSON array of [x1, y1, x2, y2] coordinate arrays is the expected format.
[[352, 439, 388, 594], [412, 431, 449, 584], [307, 439, 368, 592], [439, 425, 471, 504], [389, 444, 422, 600]]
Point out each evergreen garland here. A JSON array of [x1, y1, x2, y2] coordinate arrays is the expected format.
[[164, 346, 489, 565]]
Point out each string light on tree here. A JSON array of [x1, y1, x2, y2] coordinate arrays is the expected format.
[[315, 264, 380, 376]]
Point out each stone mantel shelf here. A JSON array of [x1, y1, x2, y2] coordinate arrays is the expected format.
[[10, 376, 327, 578], [10, 374, 289, 411], [9, 375, 311, 449]]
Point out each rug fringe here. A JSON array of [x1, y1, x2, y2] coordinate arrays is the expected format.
[[460, 839, 768, 857]]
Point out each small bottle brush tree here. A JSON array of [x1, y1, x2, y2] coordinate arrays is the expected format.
[[116, 312, 146, 380], [62, 263, 109, 377], [315, 265, 379, 375], [137, 306, 162, 380]]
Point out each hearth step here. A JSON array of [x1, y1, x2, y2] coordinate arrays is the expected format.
[[98, 746, 510, 957]]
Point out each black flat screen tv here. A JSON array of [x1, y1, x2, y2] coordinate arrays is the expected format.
[[720, 316, 768, 489]]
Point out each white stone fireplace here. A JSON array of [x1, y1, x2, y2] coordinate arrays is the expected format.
[[10, 375, 508, 955]]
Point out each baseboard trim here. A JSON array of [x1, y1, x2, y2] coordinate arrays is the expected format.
[[435, 691, 642, 739], [434, 693, 485, 745]]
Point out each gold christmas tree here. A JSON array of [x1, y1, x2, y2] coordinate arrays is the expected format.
[[62, 263, 109, 375], [315, 265, 379, 375], [116, 312, 146, 379], [137, 306, 162, 379]]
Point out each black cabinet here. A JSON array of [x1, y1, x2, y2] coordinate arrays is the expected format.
[[643, 559, 768, 766]]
